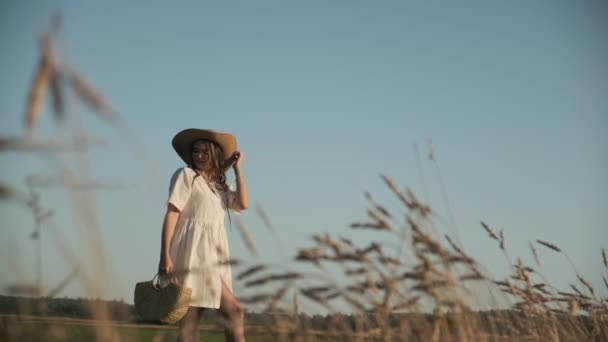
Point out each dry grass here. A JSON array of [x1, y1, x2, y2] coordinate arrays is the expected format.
[[224, 179, 607, 341]]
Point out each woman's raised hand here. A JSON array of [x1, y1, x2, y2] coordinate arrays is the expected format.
[[232, 150, 244, 170]]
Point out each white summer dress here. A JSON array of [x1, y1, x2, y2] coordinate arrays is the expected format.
[[167, 167, 240, 308]]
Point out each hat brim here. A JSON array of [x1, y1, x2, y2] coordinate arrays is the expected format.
[[172, 128, 237, 171]]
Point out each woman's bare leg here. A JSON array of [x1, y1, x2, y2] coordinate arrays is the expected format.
[[219, 279, 245, 342], [177, 306, 203, 342]]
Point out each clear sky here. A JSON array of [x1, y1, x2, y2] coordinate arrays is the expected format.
[[1, 1, 607, 312]]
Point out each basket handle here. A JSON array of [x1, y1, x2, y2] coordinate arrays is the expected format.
[[152, 273, 161, 289], [153, 272, 177, 289]]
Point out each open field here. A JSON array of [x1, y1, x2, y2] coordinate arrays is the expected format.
[[2, 310, 605, 342], [0, 314, 339, 341]]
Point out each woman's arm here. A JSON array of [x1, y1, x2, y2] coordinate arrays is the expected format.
[[231, 151, 249, 211], [159, 204, 180, 273]]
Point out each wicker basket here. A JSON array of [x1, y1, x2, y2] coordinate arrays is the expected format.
[[134, 274, 192, 324]]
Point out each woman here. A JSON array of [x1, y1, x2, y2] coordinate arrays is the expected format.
[[159, 128, 248, 342]]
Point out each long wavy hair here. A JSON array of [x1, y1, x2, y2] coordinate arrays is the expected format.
[[188, 139, 233, 228]]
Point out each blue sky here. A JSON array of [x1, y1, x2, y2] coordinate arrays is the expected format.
[[1, 1, 607, 312]]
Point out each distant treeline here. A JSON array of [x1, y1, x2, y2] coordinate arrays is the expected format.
[[0, 295, 135, 321], [0, 295, 597, 335]]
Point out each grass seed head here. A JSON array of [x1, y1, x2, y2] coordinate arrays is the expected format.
[[49, 72, 64, 121], [25, 35, 54, 131], [236, 264, 267, 281], [481, 221, 498, 241], [577, 274, 595, 297], [536, 240, 562, 253], [68, 71, 114, 117]]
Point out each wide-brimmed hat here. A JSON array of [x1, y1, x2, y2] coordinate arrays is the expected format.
[[171, 128, 237, 171]]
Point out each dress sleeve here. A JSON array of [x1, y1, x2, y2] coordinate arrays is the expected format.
[[167, 167, 194, 211], [224, 183, 242, 215]]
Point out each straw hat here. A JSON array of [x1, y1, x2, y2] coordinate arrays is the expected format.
[[171, 128, 237, 171]]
